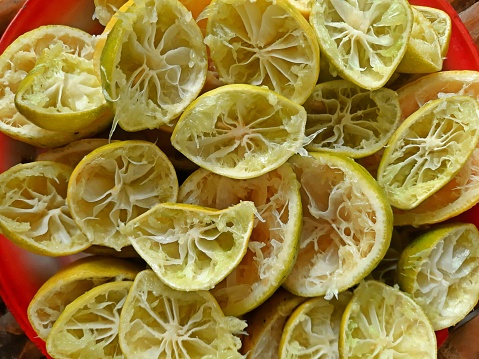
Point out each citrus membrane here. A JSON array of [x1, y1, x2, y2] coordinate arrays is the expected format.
[[27, 255, 141, 340], [14, 41, 113, 132], [377, 95, 479, 210], [100, 0, 208, 131], [302, 79, 400, 158], [0, 25, 112, 148], [0, 161, 89, 256], [393, 146, 479, 226], [171, 84, 307, 180], [339, 280, 437, 358], [396, 6, 442, 74], [242, 288, 306, 358], [36, 138, 113, 168], [279, 291, 352, 359], [118, 269, 246, 358], [309, 0, 413, 90], [67, 140, 179, 251], [397, 223, 479, 330], [178, 163, 302, 316], [46, 280, 133, 359], [203, 0, 320, 104], [120, 201, 255, 291], [414, 5, 452, 58], [93, 0, 128, 26], [283, 152, 393, 299]]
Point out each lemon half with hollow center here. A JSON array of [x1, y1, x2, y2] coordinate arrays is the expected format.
[[121, 201, 255, 291], [171, 84, 307, 180], [0, 161, 89, 256], [178, 163, 302, 316], [67, 140, 179, 251], [377, 95, 479, 210], [309, 0, 413, 90], [204, 0, 320, 104], [397, 222, 479, 331], [118, 269, 246, 358], [100, 0, 208, 131], [283, 152, 393, 299]]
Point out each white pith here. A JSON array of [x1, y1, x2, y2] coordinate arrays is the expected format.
[[204, 0, 318, 103], [304, 81, 400, 157], [172, 86, 306, 179], [178, 164, 301, 316]]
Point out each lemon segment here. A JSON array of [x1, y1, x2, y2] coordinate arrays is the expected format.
[[339, 280, 437, 358], [279, 291, 352, 359], [283, 152, 393, 299], [14, 41, 113, 132], [309, 0, 413, 90], [171, 84, 307, 180], [396, 6, 442, 74], [377, 95, 479, 210], [178, 164, 302, 316], [28, 256, 141, 340], [303, 80, 401, 158], [397, 223, 479, 331], [67, 140, 179, 251], [0, 25, 112, 148], [0, 161, 90, 256], [119, 269, 246, 358], [121, 201, 255, 291], [100, 0, 208, 131], [204, 0, 320, 104], [93, 0, 129, 26], [46, 280, 133, 359], [242, 288, 306, 358]]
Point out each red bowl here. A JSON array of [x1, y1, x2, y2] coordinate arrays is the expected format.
[[0, 0, 477, 356]]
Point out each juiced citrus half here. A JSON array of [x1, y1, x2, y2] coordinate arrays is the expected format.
[[119, 269, 246, 358], [28, 256, 141, 340], [397, 223, 479, 330], [279, 291, 352, 359], [46, 280, 133, 359], [283, 152, 393, 299], [171, 84, 307, 180], [0, 25, 112, 148], [377, 95, 479, 210], [339, 280, 436, 358], [14, 41, 113, 132], [178, 163, 302, 316], [303, 80, 400, 158], [0, 161, 89, 256], [67, 140, 179, 251], [309, 0, 413, 90], [204, 0, 320, 104], [414, 5, 451, 58], [100, 0, 208, 131], [121, 201, 255, 291]]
